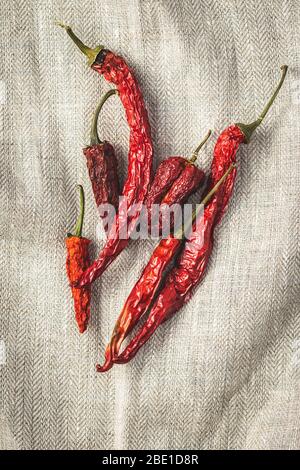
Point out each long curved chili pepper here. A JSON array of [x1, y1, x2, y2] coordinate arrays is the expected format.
[[65, 186, 91, 333], [98, 164, 235, 372], [113, 65, 288, 365], [145, 132, 210, 233], [58, 24, 153, 287], [84, 89, 120, 232]]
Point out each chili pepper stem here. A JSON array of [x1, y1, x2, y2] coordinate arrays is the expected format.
[[237, 65, 288, 143], [56, 22, 103, 66], [90, 89, 118, 146], [189, 130, 212, 163], [68, 185, 85, 238]]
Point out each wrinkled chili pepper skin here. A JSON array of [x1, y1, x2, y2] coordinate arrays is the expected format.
[[146, 158, 205, 233], [74, 51, 153, 288], [114, 199, 217, 364], [211, 125, 245, 224], [84, 142, 119, 230], [65, 236, 91, 333], [162, 164, 205, 206], [84, 142, 119, 210], [159, 164, 205, 232], [93, 51, 151, 135], [97, 235, 182, 372], [145, 157, 187, 208]]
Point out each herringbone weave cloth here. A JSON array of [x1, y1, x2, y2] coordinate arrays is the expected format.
[[0, 0, 299, 450]]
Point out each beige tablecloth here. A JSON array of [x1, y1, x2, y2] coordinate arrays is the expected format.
[[0, 0, 299, 450]]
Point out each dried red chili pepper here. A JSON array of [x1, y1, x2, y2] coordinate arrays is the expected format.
[[113, 65, 288, 365], [145, 158, 187, 207], [146, 132, 210, 234], [84, 89, 119, 232], [65, 186, 91, 333], [98, 164, 234, 372], [58, 24, 153, 287], [211, 65, 288, 225]]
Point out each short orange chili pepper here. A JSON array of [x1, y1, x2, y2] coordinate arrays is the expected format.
[[65, 185, 91, 333]]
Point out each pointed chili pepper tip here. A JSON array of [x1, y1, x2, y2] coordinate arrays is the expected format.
[[96, 343, 115, 373], [96, 362, 113, 373], [236, 65, 288, 143], [56, 21, 104, 66]]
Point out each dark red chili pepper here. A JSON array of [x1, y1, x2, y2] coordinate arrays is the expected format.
[[65, 186, 91, 333], [98, 164, 234, 372], [84, 89, 120, 232], [113, 65, 288, 365], [146, 132, 210, 234], [145, 158, 187, 207], [58, 24, 153, 287]]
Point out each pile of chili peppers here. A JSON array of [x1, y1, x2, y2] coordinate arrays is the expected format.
[[59, 23, 288, 371]]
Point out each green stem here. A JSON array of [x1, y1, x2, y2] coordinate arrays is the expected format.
[[189, 130, 212, 163], [56, 22, 103, 66], [236, 65, 288, 143], [72, 185, 85, 238], [174, 163, 236, 238], [90, 89, 118, 146]]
